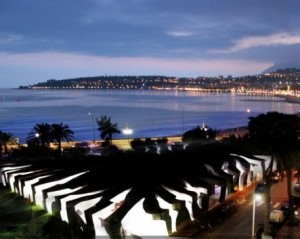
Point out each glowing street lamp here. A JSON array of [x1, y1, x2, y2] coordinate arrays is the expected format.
[[252, 193, 262, 237], [122, 122, 133, 143], [88, 112, 96, 143], [35, 133, 40, 146]]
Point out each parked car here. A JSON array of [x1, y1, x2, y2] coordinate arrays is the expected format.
[[256, 208, 286, 238], [280, 200, 299, 217], [269, 209, 285, 223]]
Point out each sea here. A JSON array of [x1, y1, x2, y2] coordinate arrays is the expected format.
[[1, 88, 300, 144]]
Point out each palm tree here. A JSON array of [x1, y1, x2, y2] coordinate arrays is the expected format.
[[51, 123, 74, 154], [182, 125, 218, 144], [248, 111, 300, 235], [0, 130, 17, 157], [96, 115, 121, 145], [27, 123, 52, 148]]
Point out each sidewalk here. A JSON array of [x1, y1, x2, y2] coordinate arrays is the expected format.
[[275, 221, 300, 238], [275, 179, 300, 238]]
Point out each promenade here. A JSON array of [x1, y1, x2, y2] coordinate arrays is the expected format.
[[60, 135, 183, 151], [58, 126, 248, 152], [276, 223, 300, 238]]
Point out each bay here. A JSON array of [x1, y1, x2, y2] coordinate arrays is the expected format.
[[0, 88, 299, 144]]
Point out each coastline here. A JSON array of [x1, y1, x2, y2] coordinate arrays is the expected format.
[[60, 135, 184, 151], [59, 127, 248, 151], [281, 94, 300, 104], [2, 89, 300, 145]]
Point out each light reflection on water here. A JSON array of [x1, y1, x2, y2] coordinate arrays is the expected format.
[[0, 89, 299, 144]]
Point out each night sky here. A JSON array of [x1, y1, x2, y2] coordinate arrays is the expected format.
[[1, 0, 300, 88]]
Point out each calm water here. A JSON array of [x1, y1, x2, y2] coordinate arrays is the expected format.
[[1, 88, 300, 144]]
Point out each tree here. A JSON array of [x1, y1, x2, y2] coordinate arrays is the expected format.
[[51, 123, 74, 155], [96, 115, 121, 144], [27, 123, 52, 148], [182, 124, 218, 145], [0, 130, 17, 157], [248, 111, 300, 235]]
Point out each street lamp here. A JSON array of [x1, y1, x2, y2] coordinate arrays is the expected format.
[[88, 112, 96, 143], [35, 133, 40, 146], [122, 122, 133, 143], [252, 193, 262, 237], [181, 106, 184, 134]]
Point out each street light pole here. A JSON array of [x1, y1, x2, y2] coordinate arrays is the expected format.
[[122, 122, 133, 144], [252, 193, 262, 237], [252, 194, 256, 237], [35, 133, 40, 147], [181, 106, 184, 134], [88, 112, 96, 143]]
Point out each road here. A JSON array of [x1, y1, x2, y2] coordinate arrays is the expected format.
[[201, 179, 288, 238]]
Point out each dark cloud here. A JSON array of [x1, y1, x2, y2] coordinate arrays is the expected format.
[[0, 0, 300, 87]]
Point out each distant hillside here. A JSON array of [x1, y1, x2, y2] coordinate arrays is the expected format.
[[19, 68, 300, 91], [261, 65, 300, 74]]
